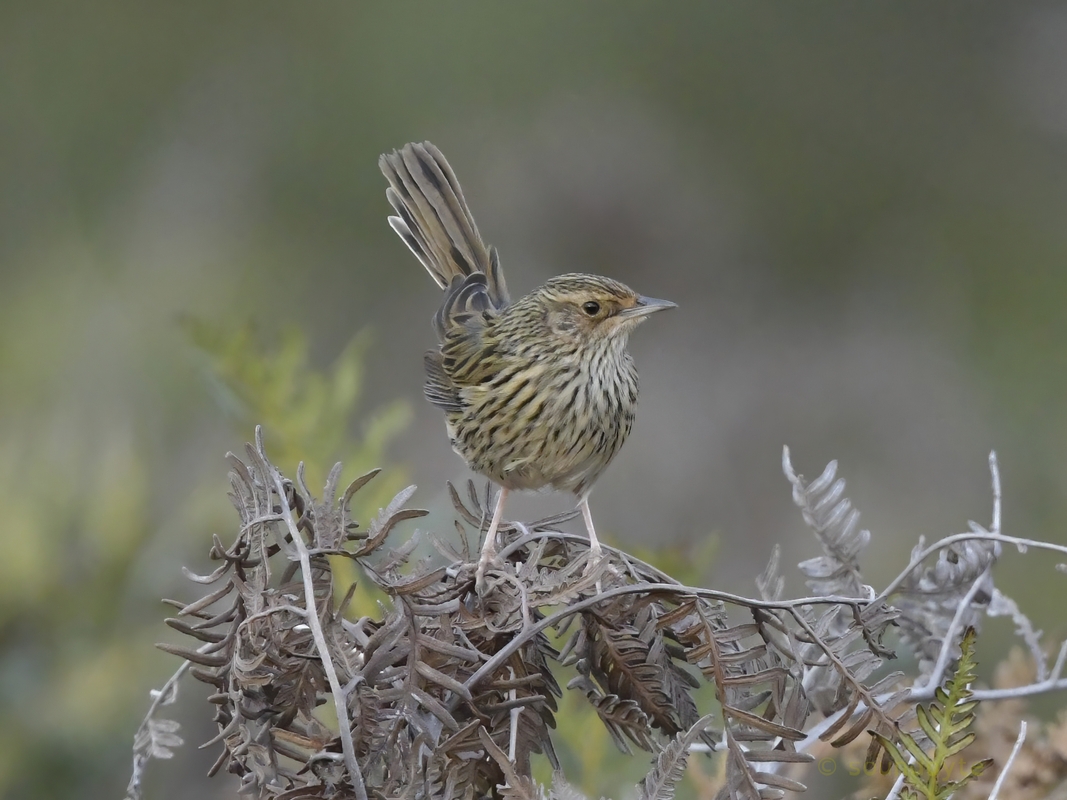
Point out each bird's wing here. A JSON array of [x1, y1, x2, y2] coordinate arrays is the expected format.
[[426, 322, 501, 410], [423, 350, 462, 412], [424, 272, 503, 408]]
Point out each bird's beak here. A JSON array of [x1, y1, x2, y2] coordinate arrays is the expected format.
[[619, 295, 678, 319]]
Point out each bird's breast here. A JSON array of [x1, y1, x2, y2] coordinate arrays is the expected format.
[[447, 342, 638, 495]]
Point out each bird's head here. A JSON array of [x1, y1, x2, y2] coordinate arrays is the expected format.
[[534, 273, 676, 345]]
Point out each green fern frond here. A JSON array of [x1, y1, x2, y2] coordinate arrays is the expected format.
[[184, 319, 411, 615], [872, 627, 993, 800], [184, 320, 409, 496]]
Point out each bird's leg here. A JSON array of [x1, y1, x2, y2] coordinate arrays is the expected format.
[[476, 487, 508, 592], [578, 494, 604, 575]]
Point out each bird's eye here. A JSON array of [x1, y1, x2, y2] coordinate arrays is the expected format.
[[581, 301, 601, 316]]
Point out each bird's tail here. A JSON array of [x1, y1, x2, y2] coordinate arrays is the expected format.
[[379, 142, 510, 309]]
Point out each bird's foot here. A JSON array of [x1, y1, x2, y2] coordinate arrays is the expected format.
[[475, 547, 496, 596], [581, 543, 607, 595], [577, 495, 609, 585], [582, 543, 623, 595], [581, 547, 604, 578], [475, 487, 508, 596]]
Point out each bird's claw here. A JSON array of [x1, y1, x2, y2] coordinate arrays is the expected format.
[[581, 544, 604, 576], [475, 550, 496, 596]]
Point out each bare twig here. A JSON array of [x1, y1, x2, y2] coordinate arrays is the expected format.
[[884, 772, 907, 800], [259, 428, 367, 800], [125, 660, 191, 800], [918, 566, 992, 694], [989, 450, 1001, 537], [987, 719, 1027, 800]]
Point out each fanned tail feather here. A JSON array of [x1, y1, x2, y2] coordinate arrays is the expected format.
[[379, 141, 510, 310]]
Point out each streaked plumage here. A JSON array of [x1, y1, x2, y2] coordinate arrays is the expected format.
[[379, 142, 674, 588]]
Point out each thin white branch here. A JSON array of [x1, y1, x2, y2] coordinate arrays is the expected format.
[[919, 567, 992, 693], [508, 667, 519, 764], [987, 720, 1027, 800], [971, 677, 1067, 701], [884, 772, 907, 800], [1052, 640, 1067, 683], [263, 431, 367, 800], [989, 450, 1001, 536]]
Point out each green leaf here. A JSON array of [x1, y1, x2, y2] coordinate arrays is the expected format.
[[873, 627, 986, 800], [898, 729, 936, 774], [941, 731, 976, 760]]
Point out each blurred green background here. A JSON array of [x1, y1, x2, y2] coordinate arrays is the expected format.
[[3, 2, 1067, 798]]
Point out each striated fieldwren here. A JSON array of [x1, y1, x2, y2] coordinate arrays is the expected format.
[[379, 142, 675, 589]]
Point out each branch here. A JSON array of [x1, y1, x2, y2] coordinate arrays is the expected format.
[[459, 580, 868, 695], [916, 566, 992, 695], [987, 720, 1027, 800], [258, 428, 367, 800]]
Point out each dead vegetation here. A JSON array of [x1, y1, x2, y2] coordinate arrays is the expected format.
[[127, 431, 1067, 800]]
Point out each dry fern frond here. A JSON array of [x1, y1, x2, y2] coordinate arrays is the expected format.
[[892, 537, 997, 680], [153, 436, 905, 799], [146, 436, 914, 799], [782, 449, 870, 600], [132, 439, 1067, 800]]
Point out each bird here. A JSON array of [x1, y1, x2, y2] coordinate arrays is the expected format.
[[379, 141, 675, 589]]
